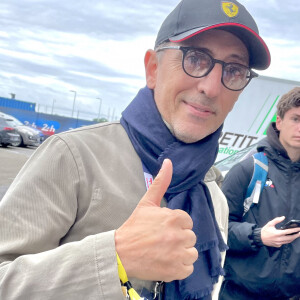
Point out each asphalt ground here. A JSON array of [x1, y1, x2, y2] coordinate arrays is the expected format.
[[0, 146, 35, 200]]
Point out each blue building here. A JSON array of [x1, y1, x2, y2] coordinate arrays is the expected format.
[[0, 97, 96, 139]]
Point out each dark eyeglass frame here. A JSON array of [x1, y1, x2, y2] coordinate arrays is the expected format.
[[156, 45, 258, 91]]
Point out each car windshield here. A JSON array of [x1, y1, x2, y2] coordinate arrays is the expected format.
[[215, 143, 258, 172]]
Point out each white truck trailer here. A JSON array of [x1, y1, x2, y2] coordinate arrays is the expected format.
[[217, 75, 300, 161]]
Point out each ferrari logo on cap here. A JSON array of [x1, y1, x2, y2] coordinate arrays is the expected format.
[[222, 1, 239, 18]]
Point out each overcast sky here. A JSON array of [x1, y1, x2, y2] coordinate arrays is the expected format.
[[0, 0, 299, 121]]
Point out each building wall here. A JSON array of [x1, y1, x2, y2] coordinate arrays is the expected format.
[[0, 97, 36, 111]]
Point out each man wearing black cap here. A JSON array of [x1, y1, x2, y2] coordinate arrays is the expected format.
[[0, 0, 270, 299]]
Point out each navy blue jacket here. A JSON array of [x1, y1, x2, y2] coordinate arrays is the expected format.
[[222, 123, 300, 298]]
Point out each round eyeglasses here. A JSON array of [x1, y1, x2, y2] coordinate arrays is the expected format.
[[156, 46, 258, 91]]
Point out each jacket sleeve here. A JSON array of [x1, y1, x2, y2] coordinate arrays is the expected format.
[[221, 159, 263, 253], [0, 136, 124, 299]]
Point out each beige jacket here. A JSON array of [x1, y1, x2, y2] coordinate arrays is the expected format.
[[0, 122, 228, 299]]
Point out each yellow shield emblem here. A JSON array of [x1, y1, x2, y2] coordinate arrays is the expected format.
[[222, 2, 239, 18]]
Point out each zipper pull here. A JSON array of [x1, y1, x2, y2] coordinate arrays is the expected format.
[[153, 281, 164, 300]]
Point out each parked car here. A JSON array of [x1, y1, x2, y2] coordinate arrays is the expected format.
[[0, 116, 21, 147], [214, 142, 259, 177], [32, 127, 46, 143], [0, 112, 41, 147]]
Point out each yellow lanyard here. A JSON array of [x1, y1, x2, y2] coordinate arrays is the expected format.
[[116, 252, 142, 300]]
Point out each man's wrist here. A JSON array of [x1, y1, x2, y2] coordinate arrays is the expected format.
[[252, 227, 264, 247]]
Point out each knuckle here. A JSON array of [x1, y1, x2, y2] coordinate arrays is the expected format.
[[162, 230, 178, 246], [161, 251, 196, 281], [190, 231, 197, 245], [191, 247, 198, 261], [178, 265, 194, 280]]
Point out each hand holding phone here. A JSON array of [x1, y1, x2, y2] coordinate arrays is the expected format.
[[261, 217, 300, 247], [280, 219, 300, 230]]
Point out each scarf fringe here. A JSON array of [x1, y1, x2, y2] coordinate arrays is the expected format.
[[196, 236, 228, 253], [181, 267, 225, 299], [196, 239, 218, 252], [219, 243, 229, 252], [197, 239, 227, 253], [182, 285, 213, 300], [211, 265, 225, 280]]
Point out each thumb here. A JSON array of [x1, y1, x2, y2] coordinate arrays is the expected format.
[[138, 159, 173, 207]]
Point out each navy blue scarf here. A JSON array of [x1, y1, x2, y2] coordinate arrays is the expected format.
[[120, 87, 227, 300]]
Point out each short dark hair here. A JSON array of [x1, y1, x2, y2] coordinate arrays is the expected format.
[[277, 87, 300, 119]]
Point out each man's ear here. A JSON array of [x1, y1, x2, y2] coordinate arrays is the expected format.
[[144, 49, 158, 89], [276, 115, 282, 131]]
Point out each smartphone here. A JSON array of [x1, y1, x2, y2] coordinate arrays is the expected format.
[[280, 219, 300, 230]]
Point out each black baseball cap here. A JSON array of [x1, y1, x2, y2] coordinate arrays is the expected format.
[[155, 0, 270, 70]]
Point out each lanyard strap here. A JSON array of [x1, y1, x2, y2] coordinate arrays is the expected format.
[[116, 252, 142, 300]]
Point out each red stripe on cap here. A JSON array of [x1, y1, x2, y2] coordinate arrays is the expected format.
[[170, 22, 271, 68]]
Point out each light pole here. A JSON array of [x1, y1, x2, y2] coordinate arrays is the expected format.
[[70, 90, 77, 118], [96, 97, 102, 120], [51, 99, 56, 114]]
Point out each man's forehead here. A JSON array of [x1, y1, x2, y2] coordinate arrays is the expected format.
[[286, 106, 300, 116]]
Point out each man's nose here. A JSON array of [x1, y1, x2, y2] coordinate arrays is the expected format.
[[196, 64, 223, 98]]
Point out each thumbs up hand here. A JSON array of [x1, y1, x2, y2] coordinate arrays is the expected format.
[[115, 159, 198, 282]]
